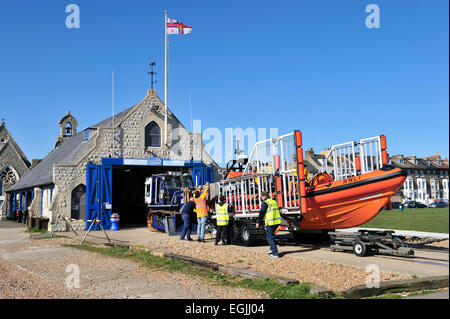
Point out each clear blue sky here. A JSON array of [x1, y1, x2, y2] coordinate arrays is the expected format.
[[0, 0, 448, 166]]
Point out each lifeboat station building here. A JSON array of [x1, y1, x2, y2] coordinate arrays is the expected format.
[[5, 88, 219, 231]]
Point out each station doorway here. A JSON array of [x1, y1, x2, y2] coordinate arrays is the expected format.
[[85, 158, 214, 230], [112, 165, 190, 226]]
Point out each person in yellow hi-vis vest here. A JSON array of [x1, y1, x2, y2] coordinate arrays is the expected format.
[[193, 182, 209, 243], [256, 191, 282, 258], [214, 195, 233, 246]]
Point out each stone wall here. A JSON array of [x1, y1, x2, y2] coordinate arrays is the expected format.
[[27, 187, 42, 219]]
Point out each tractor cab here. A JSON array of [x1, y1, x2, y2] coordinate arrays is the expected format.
[[145, 172, 193, 210]]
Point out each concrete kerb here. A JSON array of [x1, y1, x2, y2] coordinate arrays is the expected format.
[[126, 244, 336, 296], [342, 275, 449, 299]]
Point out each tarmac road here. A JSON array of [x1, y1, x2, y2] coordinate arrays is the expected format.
[[406, 290, 449, 299], [272, 232, 449, 278]]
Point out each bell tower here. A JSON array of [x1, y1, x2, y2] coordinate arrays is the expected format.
[[55, 111, 78, 148]]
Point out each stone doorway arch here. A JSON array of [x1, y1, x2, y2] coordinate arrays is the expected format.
[[71, 184, 86, 220]]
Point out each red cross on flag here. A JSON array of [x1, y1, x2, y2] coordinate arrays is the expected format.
[[167, 18, 192, 34]]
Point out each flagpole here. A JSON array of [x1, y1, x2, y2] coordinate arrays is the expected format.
[[164, 10, 168, 145], [112, 70, 115, 157]]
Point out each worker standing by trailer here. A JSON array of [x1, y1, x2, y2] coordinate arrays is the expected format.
[[194, 182, 209, 243], [256, 191, 282, 258], [180, 195, 196, 241], [214, 195, 233, 245]]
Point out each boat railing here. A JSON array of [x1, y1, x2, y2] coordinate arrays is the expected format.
[[219, 132, 302, 213], [319, 135, 386, 181], [218, 173, 273, 214]]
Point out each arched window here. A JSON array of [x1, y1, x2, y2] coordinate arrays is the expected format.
[[0, 166, 19, 195], [145, 122, 161, 148]]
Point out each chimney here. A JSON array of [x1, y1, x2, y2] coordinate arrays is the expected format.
[[305, 148, 314, 158], [30, 159, 42, 170]]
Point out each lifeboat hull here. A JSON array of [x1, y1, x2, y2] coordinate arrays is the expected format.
[[301, 167, 407, 230]]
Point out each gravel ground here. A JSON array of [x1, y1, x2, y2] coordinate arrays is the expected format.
[[136, 237, 412, 292], [0, 236, 265, 299], [0, 222, 422, 297], [0, 257, 88, 299]]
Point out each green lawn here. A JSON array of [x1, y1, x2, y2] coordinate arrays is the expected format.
[[360, 208, 449, 234]]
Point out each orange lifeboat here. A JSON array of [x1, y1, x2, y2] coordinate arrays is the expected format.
[[300, 165, 407, 229], [218, 131, 406, 234]]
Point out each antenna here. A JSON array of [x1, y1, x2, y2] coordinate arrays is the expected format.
[[148, 61, 157, 90], [235, 138, 244, 156]]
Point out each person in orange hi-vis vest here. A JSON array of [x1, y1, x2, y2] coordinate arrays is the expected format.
[[193, 182, 209, 243]]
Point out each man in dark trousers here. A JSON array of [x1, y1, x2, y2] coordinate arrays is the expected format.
[[214, 195, 233, 245], [256, 191, 282, 258], [180, 195, 196, 241]]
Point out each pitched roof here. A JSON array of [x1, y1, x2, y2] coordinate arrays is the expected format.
[[90, 104, 136, 129], [0, 122, 31, 169], [6, 129, 96, 192]]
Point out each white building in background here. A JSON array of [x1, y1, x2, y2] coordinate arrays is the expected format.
[[443, 178, 449, 201], [389, 153, 449, 205]]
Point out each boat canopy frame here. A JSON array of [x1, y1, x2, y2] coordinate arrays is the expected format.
[[218, 130, 307, 214], [319, 135, 389, 181]]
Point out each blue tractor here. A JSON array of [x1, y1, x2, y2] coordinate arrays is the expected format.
[[145, 172, 196, 234]]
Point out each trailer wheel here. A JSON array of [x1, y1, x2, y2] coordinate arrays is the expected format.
[[353, 240, 367, 257], [231, 220, 266, 246], [241, 223, 251, 246], [392, 238, 403, 249]]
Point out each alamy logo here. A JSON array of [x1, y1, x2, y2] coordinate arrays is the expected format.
[[365, 264, 380, 288], [66, 4, 80, 29], [65, 264, 80, 289], [169, 119, 279, 165], [365, 4, 380, 29]]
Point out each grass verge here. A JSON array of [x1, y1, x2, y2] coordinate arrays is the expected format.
[[360, 208, 449, 233], [25, 226, 49, 233], [63, 242, 320, 299]]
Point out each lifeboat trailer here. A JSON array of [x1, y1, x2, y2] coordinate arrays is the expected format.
[[329, 229, 413, 257], [212, 130, 413, 256]]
